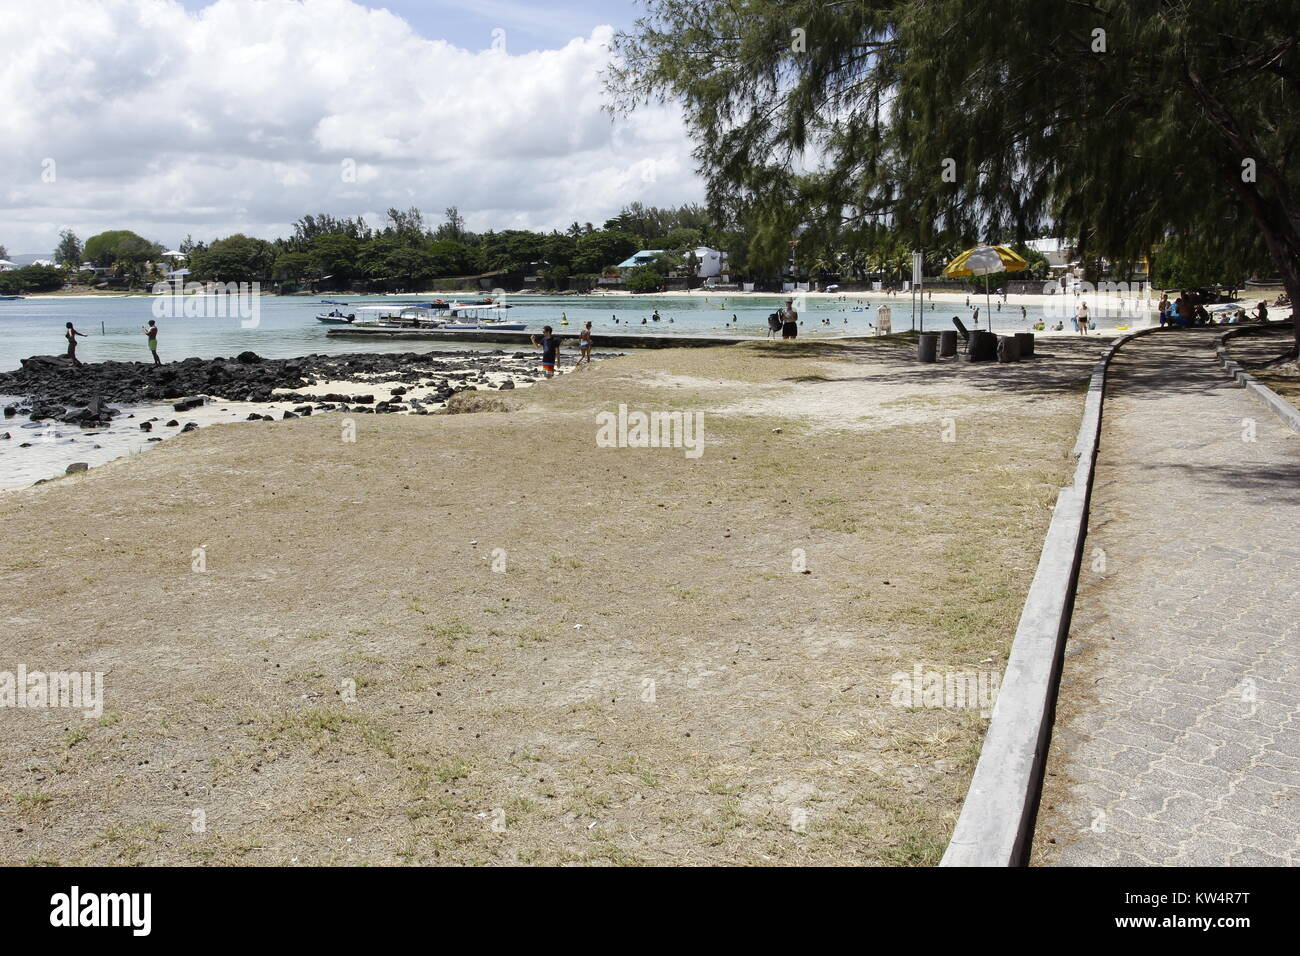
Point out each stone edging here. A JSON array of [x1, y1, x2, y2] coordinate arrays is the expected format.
[[1214, 322, 1300, 435], [940, 324, 1162, 867]]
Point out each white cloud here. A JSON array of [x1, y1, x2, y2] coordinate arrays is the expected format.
[[0, 0, 701, 251]]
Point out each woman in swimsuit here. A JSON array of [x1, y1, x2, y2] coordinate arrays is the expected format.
[[578, 322, 593, 366]]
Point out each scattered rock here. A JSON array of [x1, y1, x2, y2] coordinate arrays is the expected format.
[[65, 462, 89, 474]]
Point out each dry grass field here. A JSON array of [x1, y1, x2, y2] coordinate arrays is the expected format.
[[0, 336, 1104, 865]]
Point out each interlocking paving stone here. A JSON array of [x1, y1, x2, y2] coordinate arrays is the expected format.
[[1032, 329, 1300, 866]]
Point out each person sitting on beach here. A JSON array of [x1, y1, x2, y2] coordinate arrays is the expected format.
[[143, 319, 161, 366], [65, 322, 86, 366], [1255, 301, 1269, 323], [530, 326, 561, 378], [778, 298, 799, 339], [577, 322, 593, 366]]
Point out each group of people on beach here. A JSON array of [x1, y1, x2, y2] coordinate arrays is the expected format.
[[1157, 290, 1273, 328], [62, 321, 161, 366]]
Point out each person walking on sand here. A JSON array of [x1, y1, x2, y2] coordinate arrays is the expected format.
[[577, 321, 593, 366], [779, 297, 799, 339], [1076, 301, 1090, 334], [65, 322, 86, 366], [143, 319, 161, 365], [530, 325, 561, 378]]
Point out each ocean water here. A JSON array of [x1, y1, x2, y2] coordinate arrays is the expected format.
[[0, 292, 1151, 371]]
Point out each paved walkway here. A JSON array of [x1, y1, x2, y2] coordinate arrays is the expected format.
[[1033, 328, 1300, 866]]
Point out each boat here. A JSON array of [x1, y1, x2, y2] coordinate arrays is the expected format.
[[320, 298, 349, 305], [316, 309, 356, 324], [441, 318, 528, 331], [348, 305, 447, 329], [434, 301, 525, 330], [0, 295, 25, 301]]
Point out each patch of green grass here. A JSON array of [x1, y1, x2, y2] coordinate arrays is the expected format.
[[251, 706, 395, 757], [434, 760, 472, 783], [95, 821, 169, 863], [15, 793, 54, 813]]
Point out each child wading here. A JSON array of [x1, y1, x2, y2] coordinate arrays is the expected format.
[[530, 325, 561, 378], [144, 320, 161, 365]]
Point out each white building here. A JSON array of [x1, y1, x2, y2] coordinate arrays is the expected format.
[[1025, 238, 1072, 271], [693, 246, 727, 279]]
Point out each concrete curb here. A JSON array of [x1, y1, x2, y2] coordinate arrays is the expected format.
[[1214, 322, 1300, 435], [940, 324, 1163, 867]]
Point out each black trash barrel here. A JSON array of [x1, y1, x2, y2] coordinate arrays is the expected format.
[[938, 330, 958, 357], [917, 332, 938, 363], [997, 335, 1021, 362], [1014, 331, 1035, 356], [966, 329, 995, 361]]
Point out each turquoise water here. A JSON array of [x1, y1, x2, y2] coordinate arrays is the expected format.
[[0, 292, 1146, 371]]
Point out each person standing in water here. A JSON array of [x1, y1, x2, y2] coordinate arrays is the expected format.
[[1076, 301, 1090, 335], [65, 322, 86, 366], [143, 319, 161, 365], [530, 325, 561, 378], [577, 321, 594, 366]]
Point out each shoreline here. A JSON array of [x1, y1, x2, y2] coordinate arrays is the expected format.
[[0, 349, 596, 490]]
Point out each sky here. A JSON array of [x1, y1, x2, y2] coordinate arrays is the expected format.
[[0, 0, 700, 255]]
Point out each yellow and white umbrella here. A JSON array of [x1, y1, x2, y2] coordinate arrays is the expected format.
[[944, 244, 1029, 329]]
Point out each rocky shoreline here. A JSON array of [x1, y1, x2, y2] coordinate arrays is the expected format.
[[1, 348, 598, 428]]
